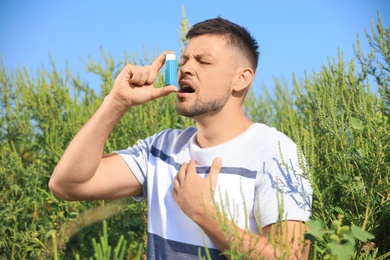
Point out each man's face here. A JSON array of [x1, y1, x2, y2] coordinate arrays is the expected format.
[[176, 35, 238, 118]]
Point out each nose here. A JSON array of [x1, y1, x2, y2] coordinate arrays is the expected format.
[[179, 60, 195, 78]]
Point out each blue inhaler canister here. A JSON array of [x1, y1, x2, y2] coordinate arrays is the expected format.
[[165, 54, 179, 88]]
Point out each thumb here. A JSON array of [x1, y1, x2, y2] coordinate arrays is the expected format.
[[208, 157, 222, 187], [151, 84, 178, 100]]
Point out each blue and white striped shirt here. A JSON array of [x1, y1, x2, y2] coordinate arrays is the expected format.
[[116, 123, 312, 259]]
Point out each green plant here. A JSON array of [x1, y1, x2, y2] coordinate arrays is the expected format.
[[244, 12, 389, 258], [85, 220, 130, 260], [306, 215, 376, 260]]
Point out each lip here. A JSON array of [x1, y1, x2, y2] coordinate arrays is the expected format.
[[178, 79, 195, 93], [177, 90, 195, 100], [176, 92, 192, 99]]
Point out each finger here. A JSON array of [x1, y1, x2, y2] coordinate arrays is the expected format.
[[124, 65, 150, 85], [129, 70, 150, 86], [117, 64, 135, 82], [186, 160, 197, 176], [151, 50, 174, 71], [208, 157, 222, 184], [146, 51, 175, 85], [176, 162, 188, 184], [136, 67, 151, 85], [172, 185, 178, 201]]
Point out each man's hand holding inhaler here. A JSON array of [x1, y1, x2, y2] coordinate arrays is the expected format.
[[108, 51, 178, 112]]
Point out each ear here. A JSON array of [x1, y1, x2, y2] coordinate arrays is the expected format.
[[232, 67, 254, 92]]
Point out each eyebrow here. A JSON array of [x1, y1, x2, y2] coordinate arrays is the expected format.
[[180, 52, 215, 61]]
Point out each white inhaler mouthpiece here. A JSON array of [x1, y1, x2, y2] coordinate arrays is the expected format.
[[165, 54, 178, 88]]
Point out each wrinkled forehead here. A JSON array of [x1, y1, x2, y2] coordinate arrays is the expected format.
[[182, 35, 234, 58]]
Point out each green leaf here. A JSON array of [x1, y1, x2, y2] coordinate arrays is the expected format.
[[357, 148, 366, 157], [328, 240, 355, 260], [351, 224, 375, 242], [305, 220, 326, 240], [341, 231, 356, 246], [350, 117, 365, 130]]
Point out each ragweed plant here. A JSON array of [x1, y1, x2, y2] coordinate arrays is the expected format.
[[305, 215, 379, 260], [245, 12, 389, 259]]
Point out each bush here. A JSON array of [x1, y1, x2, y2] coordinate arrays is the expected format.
[[245, 12, 389, 259]]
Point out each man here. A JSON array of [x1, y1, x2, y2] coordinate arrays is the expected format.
[[49, 17, 312, 259]]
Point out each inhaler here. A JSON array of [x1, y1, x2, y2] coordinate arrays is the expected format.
[[165, 54, 179, 88]]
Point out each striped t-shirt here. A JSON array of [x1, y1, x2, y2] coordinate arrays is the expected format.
[[116, 123, 312, 259]]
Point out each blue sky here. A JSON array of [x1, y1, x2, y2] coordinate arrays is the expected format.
[[1, 0, 389, 95]]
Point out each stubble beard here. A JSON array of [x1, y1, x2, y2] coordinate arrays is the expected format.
[[176, 92, 230, 118]]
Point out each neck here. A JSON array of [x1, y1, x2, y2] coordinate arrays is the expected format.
[[194, 105, 253, 148]]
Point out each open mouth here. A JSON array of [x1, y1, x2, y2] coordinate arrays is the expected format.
[[179, 84, 195, 93]]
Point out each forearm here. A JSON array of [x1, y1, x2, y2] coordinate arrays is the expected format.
[[194, 214, 270, 259], [49, 95, 128, 193], [194, 211, 308, 260]]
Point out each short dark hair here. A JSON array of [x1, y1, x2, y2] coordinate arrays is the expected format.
[[186, 17, 259, 71]]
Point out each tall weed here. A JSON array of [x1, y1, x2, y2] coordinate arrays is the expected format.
[[246, 13, 389, 258]]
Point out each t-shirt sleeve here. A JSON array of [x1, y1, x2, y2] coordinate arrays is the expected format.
[[254, 134, 313, 228], [114, 132, 160, 201]]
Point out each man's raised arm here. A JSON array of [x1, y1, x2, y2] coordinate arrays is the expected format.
[[49, 51, 178, 201]]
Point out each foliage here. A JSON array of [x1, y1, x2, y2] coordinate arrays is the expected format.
[[305, 215, 375, 260], [245, 13, 390, 259], [0, 10, 389, 260], [0, 45, 195, 258]]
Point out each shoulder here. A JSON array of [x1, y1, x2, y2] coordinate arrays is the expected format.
[[116, 127, 196, 154], [150, 127, 197, 151], [247, 123, 297, 151], [153, 127, 196, 142], [249, 123, 303, 175]]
